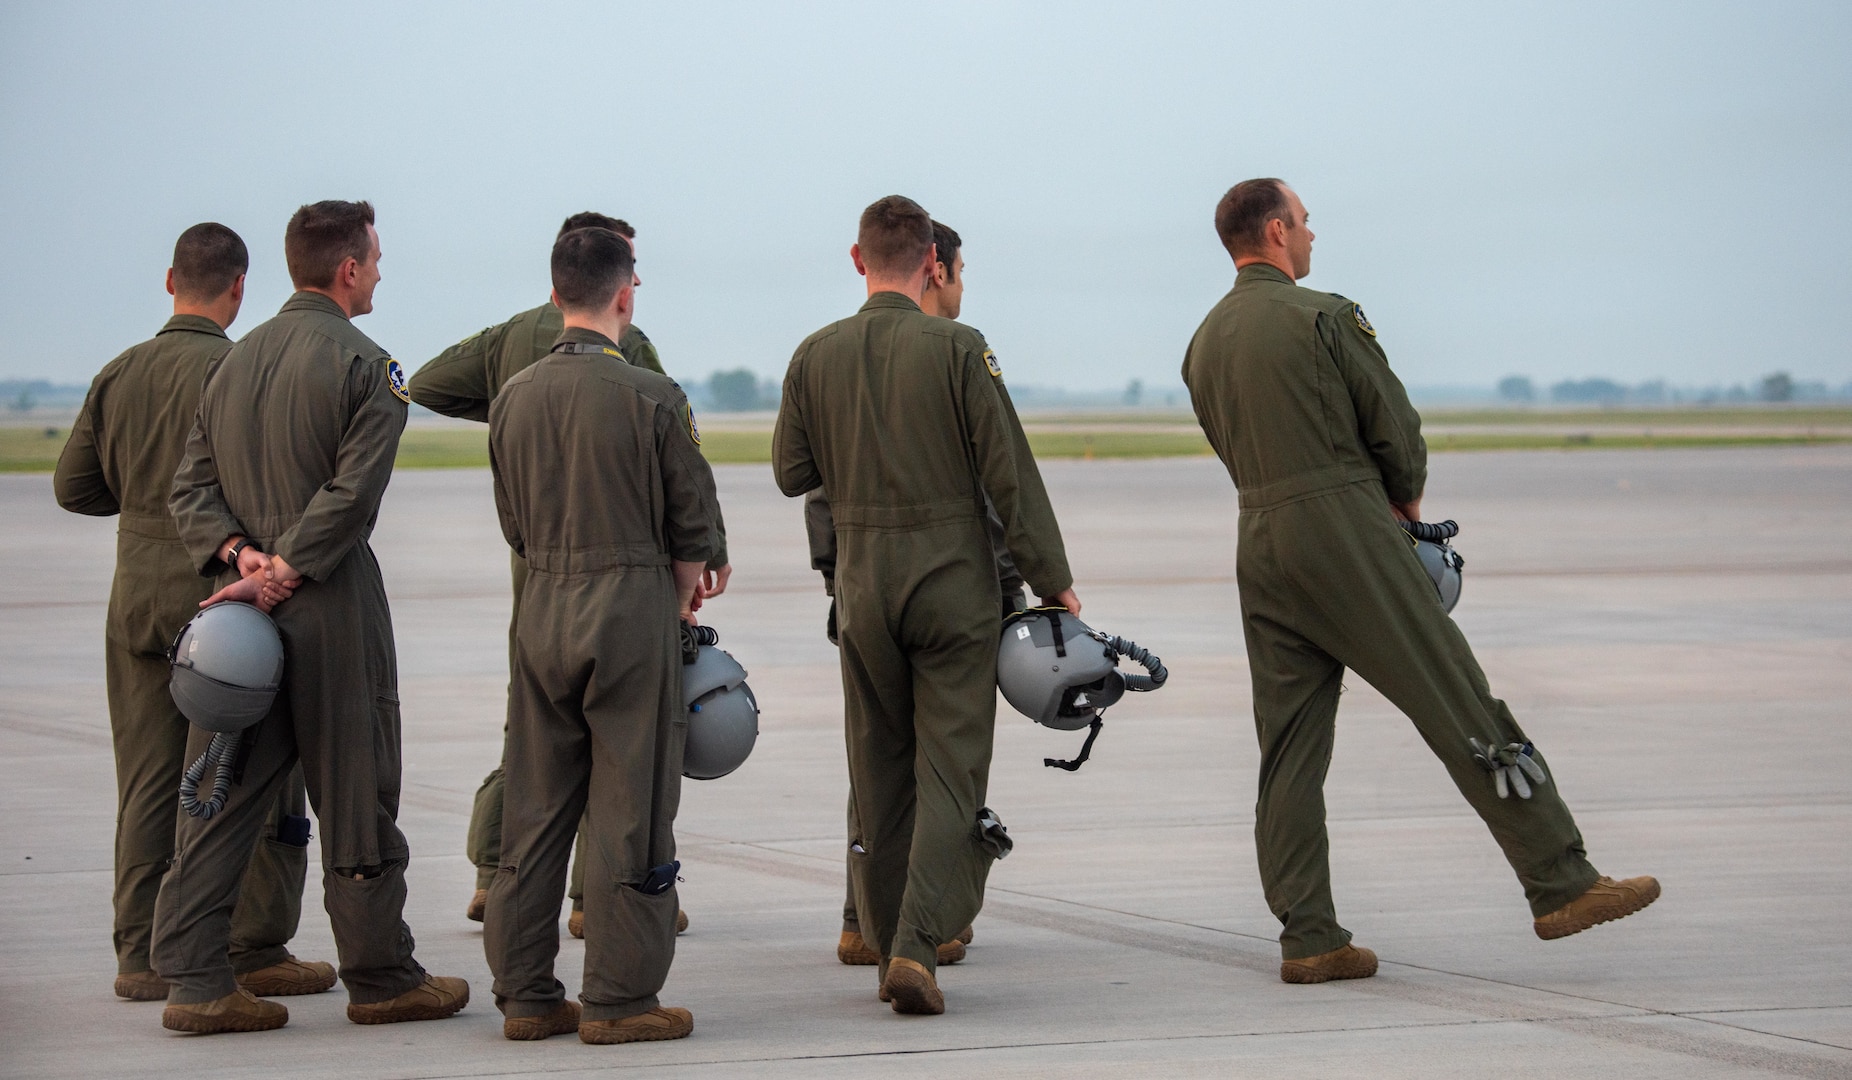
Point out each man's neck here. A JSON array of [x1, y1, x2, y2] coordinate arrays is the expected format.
[[1233, 254, 1296, 278], [171, 300, 233, 331], [865, 275, 926, 304], [560, 312, 629, 343], [299, 286, 358, 318]]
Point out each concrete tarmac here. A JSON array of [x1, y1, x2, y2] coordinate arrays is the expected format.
[[2, 447, 1848, 1078]]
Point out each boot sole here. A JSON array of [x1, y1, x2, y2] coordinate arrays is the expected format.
[[1280, 950, 1378, 984], [162, 1006, 287, 1033], [1535, 880, 1662, 940], [579, 1015, 692, 1044], [347, 987, 469, 1025], [884, 967, 945, 1015], [504, 1010, 580, 1040], [237, 971, 336, 997], [115, 977, 168, 1002], [839, 943, 881, 965]]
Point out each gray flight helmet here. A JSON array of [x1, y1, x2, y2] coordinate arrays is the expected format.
[[682, 642, 759, 780], [997, 608, 1125, 731], [168, 601, 285, 733], [1398, 520, 1465, 614]]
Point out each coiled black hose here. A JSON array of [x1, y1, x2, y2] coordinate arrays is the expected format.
[[1399, 519, 1459, 543], [1101, 635, 1168, 692], [179, 731, 240, 819]]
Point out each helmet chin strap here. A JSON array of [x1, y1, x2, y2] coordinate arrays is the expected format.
[[1044, 716, 1104, 771], [1044, 632, 1169, 771]]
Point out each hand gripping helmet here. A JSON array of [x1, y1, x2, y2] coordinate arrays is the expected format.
[[996, 607, 1167, 771], [168, 601, 285, 733], [1399, 519, 1465, 613], [681, 624, 759, 780]]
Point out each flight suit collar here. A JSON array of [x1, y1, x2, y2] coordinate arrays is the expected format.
[[552, 325, 623, 354], [279, 290, 353, 320], [156, 313, 229, 339], [1235, 263, 1296, 288], [860, 292, 923, 314]]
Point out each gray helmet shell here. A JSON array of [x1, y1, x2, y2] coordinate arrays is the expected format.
[[1412, 538, 1464, 613], [169, 601, 285, 733], [997, 609, 1122, 731], [682, 644, 758, 780]]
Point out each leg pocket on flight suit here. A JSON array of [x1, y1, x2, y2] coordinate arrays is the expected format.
[[373, 693, 403, 811]]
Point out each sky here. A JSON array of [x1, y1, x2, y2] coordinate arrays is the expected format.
[[2, 1, 1848, 392]]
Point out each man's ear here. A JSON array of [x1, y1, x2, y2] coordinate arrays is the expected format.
[[614, 282, 635, 319], [165, 268, 178, 297], [338, 256, 359, 288], [229, 274, 246, 303], [549, 287, 563, 309], [850, 243, 868, 277], [931, 260, 950, 288], [1267, 216, 1290, 250]]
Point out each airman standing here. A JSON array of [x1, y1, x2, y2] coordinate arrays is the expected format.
[[54, 223, 331, 1004], [774, 195, 1077, 1015], [153, 200, 467, 1032]]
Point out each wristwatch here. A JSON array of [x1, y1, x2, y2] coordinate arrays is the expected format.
[[225, 538, 258, 566]]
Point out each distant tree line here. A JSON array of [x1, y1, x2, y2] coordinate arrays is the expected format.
[[1496, 371, 1842, 406]]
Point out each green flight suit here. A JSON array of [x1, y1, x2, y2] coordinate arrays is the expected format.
[[1182, 263, 1600, 960], [409, 304, 665, 902], [483, 327, 720, 1022], [805, 486, 1026, 935], [774, 293, 1072, 974], [154, 291, 430, 1005], [54, 315, 308, 979]]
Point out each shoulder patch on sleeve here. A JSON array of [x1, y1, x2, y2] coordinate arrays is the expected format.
[[983, 348, 1002, 378], [386, 358, 412, 402], [684, 402, 701, 446], [1352, 305, 1376, 338]]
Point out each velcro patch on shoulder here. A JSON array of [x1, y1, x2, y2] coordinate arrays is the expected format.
[[385, 358, 412, 402], [1352, 305, 1376, 338], [983, 348, 1002, 377]]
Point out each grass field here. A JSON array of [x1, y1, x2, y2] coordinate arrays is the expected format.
[[6, 409, 1850, 472]]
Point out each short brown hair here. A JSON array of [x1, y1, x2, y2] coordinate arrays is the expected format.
[[171, 222, 248, 300], [551, 227, 636, 313], [1214, 178, 1291, 256], [931, 220, 962, 282], [557, 212, 635, 241], [285, 200, 375, 289], [857, 195, 933, 275]]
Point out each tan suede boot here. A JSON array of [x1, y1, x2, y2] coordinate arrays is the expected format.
[[1280, 943, 1378, 984], [676, 908, 690, 935], [162, 988, 288, 1033], [579, 1006, 693, 1044], [236, 955, 336, 996], [1535, 875, 1660, 940], [956, 924, 974, 945], [504, 999, 580, 1040], [838, 930, 881, 965], [346, 975, 469, 1024], [115, 970, 167, 1001], [882, 957, 945, 1015], [466, 889, 488, 923]]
